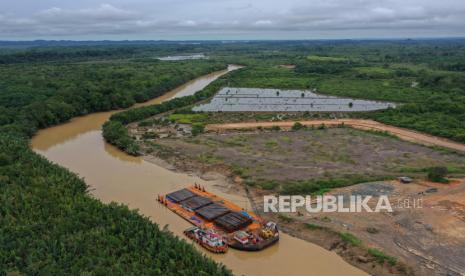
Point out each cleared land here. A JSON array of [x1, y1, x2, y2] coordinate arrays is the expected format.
[[147, 128, 465, 189], [250, 178, 465, 276], [206, 119, 465, 153]]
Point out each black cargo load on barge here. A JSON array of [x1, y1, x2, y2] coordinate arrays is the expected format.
[[181, 196, 212, 210], [166, 189, 196, 203], [196, 203, 231, 221], [214, 212, 252, 232]]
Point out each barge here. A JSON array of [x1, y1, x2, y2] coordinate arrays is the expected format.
[[158, 185, 279, 252]]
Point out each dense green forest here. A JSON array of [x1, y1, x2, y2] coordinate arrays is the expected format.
[[0, 50, 230, 274], [0, 135, 230, 275], [2, 40, 465, 274], [0, 59, 225, 135]]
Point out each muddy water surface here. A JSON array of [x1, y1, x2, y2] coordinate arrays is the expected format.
[[31, 65, 365, 276]]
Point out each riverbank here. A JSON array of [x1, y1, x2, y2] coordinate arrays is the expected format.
[[31, 68, 366, 276]]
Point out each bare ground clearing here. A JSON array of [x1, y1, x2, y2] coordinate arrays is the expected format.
[[206, 119, 465, 153], [148, 128, 465, 184], [250, 179, 465, 276]]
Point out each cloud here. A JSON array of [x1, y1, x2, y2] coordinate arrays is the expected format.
[[0, 4, 142, 36], [0, 1, 465, 39], [178, 20, 198, 27], [254, 20, 272, 26], [37, 4, 137, 22]]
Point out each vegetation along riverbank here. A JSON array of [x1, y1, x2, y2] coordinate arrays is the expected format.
[[0, 46, 231, 274]]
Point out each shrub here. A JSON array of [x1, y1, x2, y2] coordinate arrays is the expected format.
[[142, 132, 159, 139], [279, 176, 390, 195], [270, 125, 281, 131], [292, 122, 304, 131], [366, 227, 379, 234], [427, 166, 449, 183], [254, 180, 279, 190], [318, 123, 326, 130], [305, 223, 324, 230], [278, 214, 294, 223], [368, 248, 397, 266], [231, 165, 248, 177], [138, 120, 154, 127], [339, 232, 362, 246], [191, 124, 205, 136]]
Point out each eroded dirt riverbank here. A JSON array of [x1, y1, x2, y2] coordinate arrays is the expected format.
[[31, 67, 366, 276]]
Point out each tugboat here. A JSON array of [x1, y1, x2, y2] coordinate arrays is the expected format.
[[184, 227, 228, 253]]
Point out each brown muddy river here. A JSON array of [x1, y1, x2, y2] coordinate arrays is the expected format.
[[31, 65, 365, 276]]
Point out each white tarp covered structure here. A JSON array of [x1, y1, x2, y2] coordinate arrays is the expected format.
[[193, 87, 396, 112]]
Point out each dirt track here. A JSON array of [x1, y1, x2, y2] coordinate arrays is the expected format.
[[206, 119, 465, 153]]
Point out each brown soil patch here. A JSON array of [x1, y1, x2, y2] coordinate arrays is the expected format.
[[151, 128, 465, 183], [248, 179, 465, 276], [206, 119, 465, 153]]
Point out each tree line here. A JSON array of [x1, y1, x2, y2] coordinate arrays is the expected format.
[[0, 60, 225, 136]]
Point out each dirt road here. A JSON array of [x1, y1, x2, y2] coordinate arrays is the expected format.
[[206, 119, 465, 153]]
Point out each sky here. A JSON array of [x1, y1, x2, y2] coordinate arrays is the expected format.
[[1, 0, 465, 40]]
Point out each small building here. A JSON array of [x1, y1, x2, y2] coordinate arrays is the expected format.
[[398, 176, 413, 184]]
